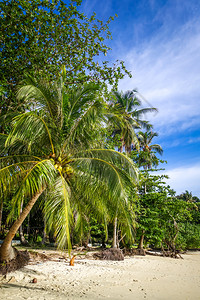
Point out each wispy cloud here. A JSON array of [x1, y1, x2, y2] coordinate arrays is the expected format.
[[164, 163, 200, 197], [188, 136, 200, 144], [118, 18, 200, 134], [81, 0, 112, 19]]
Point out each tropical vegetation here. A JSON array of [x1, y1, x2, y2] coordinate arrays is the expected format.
[[0, 73, 138, 262], [0, 0, 200, 271]]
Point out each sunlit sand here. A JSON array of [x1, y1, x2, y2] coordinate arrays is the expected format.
[[0, 251, 200, 300]]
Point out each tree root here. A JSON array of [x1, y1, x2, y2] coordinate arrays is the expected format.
[[93, 248, 124, 261], [0, 250, 30, 275], [122, 248, 146, 256]]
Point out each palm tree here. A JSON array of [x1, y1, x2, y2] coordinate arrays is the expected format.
[[108, 90, 156, 154], [0, 72, 138, 262], [107, 90, 156, 247], [137, 131, 163, 170], [177, 190, 194, 203]]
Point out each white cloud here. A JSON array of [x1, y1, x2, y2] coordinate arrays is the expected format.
[[164, 164, 200, 197], [118, 18, 200, 134], [188, 136, 200, 144]]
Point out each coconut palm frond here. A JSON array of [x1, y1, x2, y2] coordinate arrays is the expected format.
[[70, 163, 136, 241], [117, 198, 136, 243], [135, 120, 153, 131], [122, 121, 140, 151], [74, 148, 138, 181], [64, 82, 100, 120], [6, 159, 56, 222], [64, 99, 104, 151], [17, 74, 59, 122], [0, 154, 41, 164], [44, 176, 72, 251], [71, 155, 137, 213], [70, 179, 110, 231], [151, 144, 163, 155], [71, 173, 112, 220], [5, 112, 55, 155], [73, 158, 125, 202], [0, 133, 8, 154], [133, 107, 157, 117], [0, 160, 39, 196]]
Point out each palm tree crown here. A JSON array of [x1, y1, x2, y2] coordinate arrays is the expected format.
[[137, 131, 163, 169], [108, 90, 157, 153]]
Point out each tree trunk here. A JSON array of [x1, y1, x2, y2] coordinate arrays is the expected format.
[[19, 225, 29, 246], [112, 217, 118, 248], [0, 199, 3, 232], [27, 213, 30, 238], [42, 217, 47, 245], [19, 200, 29, 246], [138, 230, 145, 249], [144, 183, 147, 195], [0, 188, 45, 262], [112, 143, 123, 249]]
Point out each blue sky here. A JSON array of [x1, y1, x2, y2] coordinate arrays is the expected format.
[[75, 0, 200, 197]]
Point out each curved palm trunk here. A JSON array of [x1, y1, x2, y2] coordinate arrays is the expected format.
[[19, 200, 29, 246], [112, 217, 118, 248], [0, 188, 45, 262]]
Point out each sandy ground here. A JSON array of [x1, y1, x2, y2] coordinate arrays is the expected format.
[[0, 251, 200, 300]]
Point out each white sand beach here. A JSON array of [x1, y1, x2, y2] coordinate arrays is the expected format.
[[0, 251, 200, 300]]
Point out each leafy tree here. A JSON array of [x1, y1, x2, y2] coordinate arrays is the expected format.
[[179, 223, 200, 249], [0, 0, 131, 97], [0, 73, 138, 262], [135, 173, 168, 250], [177, 194, 200, 249], [135, 172, 197, 254], [159, 197, 195, 254]]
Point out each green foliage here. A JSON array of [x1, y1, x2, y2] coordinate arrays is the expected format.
[[135, 170, 199, 251], [0, 0, 131, 95], [179, 223, 200, 249]]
